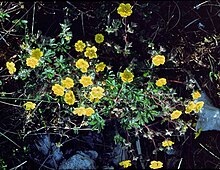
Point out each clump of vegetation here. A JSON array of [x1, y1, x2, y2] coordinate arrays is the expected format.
[[0, 1, 219, 169]]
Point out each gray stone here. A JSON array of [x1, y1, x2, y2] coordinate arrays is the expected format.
[[196, 92, 220, 131], [59, 151, 96, 170]]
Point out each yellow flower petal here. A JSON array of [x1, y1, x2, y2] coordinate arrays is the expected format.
[[171, 110, 182, 120], [62, 77, 74, 89], [120, 69, 134, 83], [152, 55, 165, 66], [185, 101, 196, 114], [95, 62, 106, 72], [26, 57, 39, 68], [162, 139, 174, 147], [95, 34, 104, 44], [31, 48, 43, 59], [117, 3, 133, 17], [76, 59, 89, 73], [6, 61, 16, 74], [84, 46, 98, 59], [156, 78, 167, 87], [73, 107, 85, 116], [52, 84, 64, 96], [23, 102, 36, 111], [119, 160, 132, 168], [64, 90, 75, 105], [79, 76, 93, 87], [192, 91, 201, 100], [195, 101, 204, 113], [90, 86, 104, 102], [75, 40, 86, 52], [149, 161, 163, 169], [85, 107, 95, 116]]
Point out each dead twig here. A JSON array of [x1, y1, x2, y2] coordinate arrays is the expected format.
[[9, 161, 27, 170], [199, 143, 220, 160], [0, 131, 21, 148]]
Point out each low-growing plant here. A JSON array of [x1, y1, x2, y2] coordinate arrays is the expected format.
[[0, 2, 206, 169]]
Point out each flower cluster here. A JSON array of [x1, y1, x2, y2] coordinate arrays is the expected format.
[[52, 77, 76, 105], [73, 107, 95, 116], [185, 101, 204, 113], [6, 61, 16, 74], [185, 91, 204, 113], [26, 48, 43, 68]]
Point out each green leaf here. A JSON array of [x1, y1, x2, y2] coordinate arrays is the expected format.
[[195, 128, 202, 139]]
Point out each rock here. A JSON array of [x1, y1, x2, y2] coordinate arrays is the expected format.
[[32, 134, 63, 168], [78, 150, 98, 160], [59, 151, 97, 170], [112, 144, 127, 166], [196, 92, 220, 131]]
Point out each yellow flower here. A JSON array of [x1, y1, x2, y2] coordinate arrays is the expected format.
[[52, 84, 64, 96], [26, 57, 39, 68], [149, 161, 163, 169], [74, 40, 86, 52], [119, 160, 132, 168], [156, 78, 167, 87], [84, 46, 98, 59], [192, 91, 201, 100], [90, 86, 105, 102], [95, 33, 104, 44], [23, 102, 36, 111], [6, 61, 16, 74], [171, 110, 182, 120], [152, 55, 165, 66], [95, 62, 106, 72], [185, 101, 196, 114], [195, 101, 204, 113], [73, 107, 85, 116], [79, 76, 93, 87], [62, 77, 74, 89], [89, 96, 100, 103], [31, 48, 43, 59], [162, 139, 174, 147], [85, 107, 95, 116], [120, 69, 134, 83], [75, 59, 89, 73], [64, 90, 75, 105], [117, 3, 133, 17]]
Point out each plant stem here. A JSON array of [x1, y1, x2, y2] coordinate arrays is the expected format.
[[0, 96, 57, 103]]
